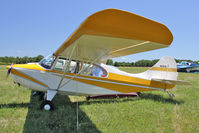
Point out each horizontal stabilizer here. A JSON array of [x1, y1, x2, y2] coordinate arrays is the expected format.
[[152, 78, 191, 85]]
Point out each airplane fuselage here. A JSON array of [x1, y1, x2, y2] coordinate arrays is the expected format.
[[9, 62, 174, 96]]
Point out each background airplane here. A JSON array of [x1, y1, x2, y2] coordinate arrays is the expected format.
[[177, 61, 199, 72]]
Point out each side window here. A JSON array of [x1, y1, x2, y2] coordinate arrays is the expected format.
[[69, 61, 77, 73], [54, 58, 77, 73], [81, 63, 107, 77], [81, 63, 94, 76], [54, 58, 67, 71]]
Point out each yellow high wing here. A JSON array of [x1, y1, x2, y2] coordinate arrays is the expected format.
[[54, 9, 173, 63]]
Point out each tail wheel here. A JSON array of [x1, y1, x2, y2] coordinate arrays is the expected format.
[[40, 100, 54, 111]]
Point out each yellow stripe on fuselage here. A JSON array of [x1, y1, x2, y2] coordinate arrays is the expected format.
[[12, 64, 46, 71], [52, 73, 174, 93], [150, 67, 177, 72], [11, 67, 49, 88], [66, 75, 150, 93]]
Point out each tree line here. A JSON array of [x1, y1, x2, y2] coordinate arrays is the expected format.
[[106, 59, 159, 67], [106, 59, 199, 67], [0, 55, 198, 67], [0, 55, 44, 65]]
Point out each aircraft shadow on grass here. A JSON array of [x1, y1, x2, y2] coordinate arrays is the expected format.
[[21, 93, 101, 133], [139, 93, 184, 105], [0, 93, 183, 110], [0, 92, 184, 132], [0, 93, 100, 133]]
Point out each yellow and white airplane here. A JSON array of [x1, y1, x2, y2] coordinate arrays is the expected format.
[[6, 9, 189, 110]]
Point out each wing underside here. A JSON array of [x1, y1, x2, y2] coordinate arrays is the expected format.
[[54, 9, 173, 63]]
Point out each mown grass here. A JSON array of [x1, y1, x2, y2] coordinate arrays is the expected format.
[[0, 65, 199, 133]]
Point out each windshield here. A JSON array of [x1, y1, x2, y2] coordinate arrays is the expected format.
[[39, 55, 55, 69]]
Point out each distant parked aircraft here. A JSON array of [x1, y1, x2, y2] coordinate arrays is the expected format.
[[177, 62, 199, 72]]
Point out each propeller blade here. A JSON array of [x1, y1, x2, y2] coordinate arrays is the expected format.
[[6, 67, 12, 78]]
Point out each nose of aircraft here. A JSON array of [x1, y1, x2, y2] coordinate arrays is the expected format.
[[6, 63, 44, 78]]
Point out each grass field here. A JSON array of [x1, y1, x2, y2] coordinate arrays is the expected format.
[[0, 65, 199, 133]]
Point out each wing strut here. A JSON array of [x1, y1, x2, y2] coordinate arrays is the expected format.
[[56, 45, 77, 90], [111, 41, 149, 54]]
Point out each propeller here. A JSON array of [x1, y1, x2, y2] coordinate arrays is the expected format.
[[6, 64, 13, 78]]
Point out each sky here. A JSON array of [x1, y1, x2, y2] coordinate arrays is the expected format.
[[0, 0, 198, 62]]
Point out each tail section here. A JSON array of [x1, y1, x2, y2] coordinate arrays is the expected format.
[[143, 56, 190, 85], [139, 56, 190, 97], [144, 56, 178, 80]]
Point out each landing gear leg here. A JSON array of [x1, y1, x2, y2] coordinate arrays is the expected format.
[[40, 90, 57, 111], [163, 83, 175, 98], [165, 90, 175, 98]]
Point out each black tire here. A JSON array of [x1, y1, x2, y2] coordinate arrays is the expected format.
[[40, 100, 54, 111]]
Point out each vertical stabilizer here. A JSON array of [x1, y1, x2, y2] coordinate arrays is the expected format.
[[144, 56, 178, 80]]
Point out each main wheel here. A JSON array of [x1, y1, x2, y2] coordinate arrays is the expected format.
[[40, 100, 54, 111]]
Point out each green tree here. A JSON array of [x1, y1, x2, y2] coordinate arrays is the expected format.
[[106, 59, 114, 66], [35, 55, 44, 62], [114, 62, 119, 67]]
